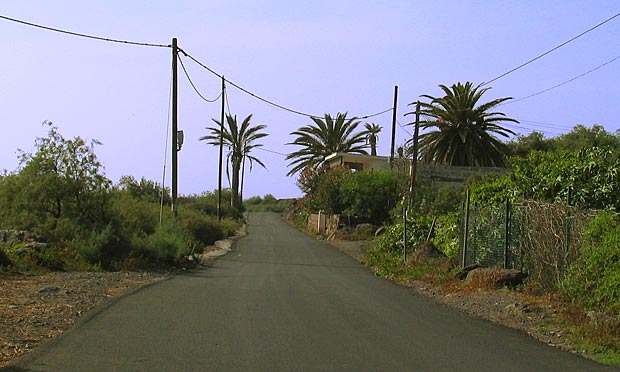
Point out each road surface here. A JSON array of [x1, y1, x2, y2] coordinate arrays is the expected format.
[[4, 213, 615, 371]]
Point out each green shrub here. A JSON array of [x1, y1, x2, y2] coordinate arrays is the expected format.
[[178, 210, 223, 246], [148, 219, 192, 260], [564, 212, 620, 316], [433, 212, 461, 257], [2, 242, 93, 272], [340, 170, 404, 225]]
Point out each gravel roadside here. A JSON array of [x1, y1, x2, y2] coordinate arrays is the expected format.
[[0, 271, 169, 367]]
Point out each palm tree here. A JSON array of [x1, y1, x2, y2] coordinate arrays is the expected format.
[[409, 82, 517, 167], [200, 114, 268, 209], [364, 123, 382, 156], [286, 113, 368, 176]]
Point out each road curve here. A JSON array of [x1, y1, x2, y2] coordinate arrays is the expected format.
[[5, 213, 615, 372]]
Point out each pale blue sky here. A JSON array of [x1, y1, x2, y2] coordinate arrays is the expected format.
[[1, 1, 619, 198]]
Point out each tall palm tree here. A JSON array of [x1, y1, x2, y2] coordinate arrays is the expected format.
[[364, 123, 382, 156], [200, 114, 268, 209], [286, 113, 368, 176], [409, 82, 517, 167]]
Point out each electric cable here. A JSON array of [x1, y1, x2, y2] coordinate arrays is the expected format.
[[179, 48, 393, 120], [482, 11, 620, 86], [502, 54, 620, 105], [0, 14, 170, 48], [256, 147, 288, 157], [178, 55, 222, 103]]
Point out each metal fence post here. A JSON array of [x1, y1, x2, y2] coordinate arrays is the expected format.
[[565, 185, 572, 254], [462, 189, 470, 268], [403, 205, 407, 265], [504, 198, 511, 269]]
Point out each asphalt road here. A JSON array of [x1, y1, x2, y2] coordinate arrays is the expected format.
[[5, 213, 616, 372]]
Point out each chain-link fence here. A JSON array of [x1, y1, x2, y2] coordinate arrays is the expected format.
[[461, 194, 596, 289]]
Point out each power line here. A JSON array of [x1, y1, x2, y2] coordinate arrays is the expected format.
[[178, 48, 393, 120], [0, 14, 170, 48], [503, 54, 620, 105], [396, 119, 412, 136], [517, 119, 574, 130], [256, 147, 287, 156], [482, 11, 620, 86], [178, 55, 222, 103]]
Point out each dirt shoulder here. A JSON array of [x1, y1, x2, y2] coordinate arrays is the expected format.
[[328, 239, 587, 358], [0, 271, 168, 367]]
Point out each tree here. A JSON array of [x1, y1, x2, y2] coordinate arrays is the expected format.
[[551, 124, 620, 152], [410, 82, 517, 167], [364, 123, 382, 156], [0, 123, 111, 239], [286, 113, 368, 176], [506, 131, 551, 157], [200, 114, 268, 210]]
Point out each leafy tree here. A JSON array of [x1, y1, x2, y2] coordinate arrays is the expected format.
[[506, 131, 552, 157], [200, 114, 268, 210], [551, 124, 620, 152], [410, 82, 517, 167], [364, 123, 382, 156], [470, 147, 620, 210], [117, 175, 170, 205], [286, 113, 368, 176], [0, 124, 111, 239], [340, 170, 404, 225]]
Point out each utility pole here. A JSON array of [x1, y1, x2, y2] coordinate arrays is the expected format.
[[171, 38, 179, 218], [217, 76, 225, 221], [389, 85, 398, 168]]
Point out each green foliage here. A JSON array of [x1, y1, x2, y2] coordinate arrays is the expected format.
[[507, 125, 620, 158], [286, 113, 368, 176], [0, 125, 245, 271], [411, 81, 516, 167], [340, 170, 404, 225], [470, 147, 620, 210], [200, 114, 268, 210], [432, 212, 461, 257], [1, 242, 94, 272], [117, 175, 170, 205], [178, 190, 242, 220], [564, 212, 620, 316], [375, 213, 433, 254], [243, 194, 292, 213], [0, 124, 111, 240], [314, 167, 349, 214], [148, 218, 192, 260]]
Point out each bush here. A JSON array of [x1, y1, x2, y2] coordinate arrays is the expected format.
[[148, 219, 192, 260], [178, 210, 223, 247], [340, 171, 404, 225], [564, 212, 620, 317]]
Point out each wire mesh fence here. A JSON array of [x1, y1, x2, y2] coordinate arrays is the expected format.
[[461, 194, 596, 289]]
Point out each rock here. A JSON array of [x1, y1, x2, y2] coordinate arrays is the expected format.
[[23, 242, 48, 251], [355, 223, 376, 237], [374, 226, 386, 237], [455, 264, 482, 280], [0, 248, 11, 266], [0, 230, 40, 244], [465, 268, 528, 288], [413, 241, 446, 260], [587, 311, 620, 335], [37, 286, 61, 294]]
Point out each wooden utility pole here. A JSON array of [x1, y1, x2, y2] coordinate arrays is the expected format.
[[389, 85, 398, 168], [217, 76, 225, 221], [171, 38, 179, 218]]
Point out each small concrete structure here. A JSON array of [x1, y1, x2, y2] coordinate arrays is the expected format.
[[324, 152, 509, 187]]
